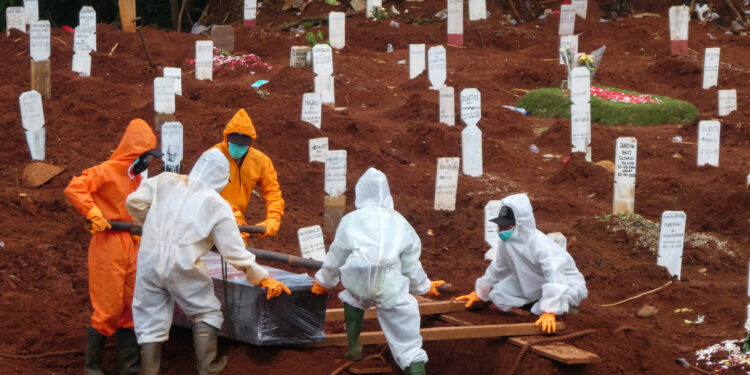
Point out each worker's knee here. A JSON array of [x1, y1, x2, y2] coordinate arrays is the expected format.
[[193, 312, 223, 330]]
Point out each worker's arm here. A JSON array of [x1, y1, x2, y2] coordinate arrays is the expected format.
[[211, 204, 269, 285], [536, 247, 570, 315], [64, 165, 104, 217], [254, 157, 285, 237], [125, 176, 158, 226], [399, 225, 431, 296], [314, 217, 353, 289], [475, 252, 511, 301]]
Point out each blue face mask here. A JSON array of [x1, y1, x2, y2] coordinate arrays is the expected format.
[[498, 228, 515, 241], [228, 142, 249, 159]]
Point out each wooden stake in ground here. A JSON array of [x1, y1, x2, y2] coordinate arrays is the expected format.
[[669, 5, 690, 55], [154, 77, 176, 129], [612, 137, 637, 215], [119, 0, 137, 32], [29, 20, 50, 99], [323, 150, 347, 233], [211, 25, 234, 53], [244, 0, 257, 28]]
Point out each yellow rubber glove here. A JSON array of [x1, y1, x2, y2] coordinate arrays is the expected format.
[[232, 205, 251, 244], [131, 234, 142, 244], [260, 278, 292, 300], [255, 217, 280, 238], [425, 280, 446, 297], [455, 291, 482, 309], [311, 280, 329, 295], [534, 313, 556, 334], [85, 206, 111, 234]]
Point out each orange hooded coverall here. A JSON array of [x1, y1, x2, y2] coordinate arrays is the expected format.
[[64, 119, 157, 337], [212, 109, 284, 237]]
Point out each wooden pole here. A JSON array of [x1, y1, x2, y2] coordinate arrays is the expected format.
[[119, 0, 137, 32], [31, 59, 51, 99], [154, 114, 176, 131], [323, 194, 346, 234], [325, 301, 466, 322]]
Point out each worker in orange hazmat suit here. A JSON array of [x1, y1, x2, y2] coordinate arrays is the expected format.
[[212, 109, 284, 240], [64, 119, 161, 375]]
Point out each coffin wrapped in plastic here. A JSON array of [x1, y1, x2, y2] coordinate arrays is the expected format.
[[172, 252, 328, 345]]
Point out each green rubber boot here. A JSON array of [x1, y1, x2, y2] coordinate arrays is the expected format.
[[405, 361, 426, 375], [343, 303, 364, 361], [85, 326, 107, 375], [114, 328, 140, 375]]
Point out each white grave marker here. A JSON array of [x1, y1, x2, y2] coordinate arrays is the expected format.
[[439, 87, 455, 126], [6, 7, 26, 35], [572, 0, 587, 19], [195, 41, 213, 81], [153, 77, 176, 115], [447, 0, 463, 46], [718, 89, 737, 117], [297, 225, 326, 261], [702, 48, 720, 89], [161, 122, 183, 172], [669, 5, 690, 55], [163, 67, 182, 96], [312, 44, 334, 76], [559, 35, 578, 64], [409, 44, 425, 79], [24, 0, 38, 24], [325, 150, 347, 197], [460, 88, 481, 127], [613, 137, 637, 215], [290, 46, 312, 68], [309, 137, 329, 163], [484, 200, 503, 259], [559, 5, 576, 35], [19, 90, 45, 160], [469, 0, 487, 21], [329, 12, 345, 50], [428, 45, 447, 89], [697, 120, 720, 167], [570, 67, 591, 162], [79, 6, 96, 51], [73, 26, 93, 53], [461, 88, 482, 177], [244, 0, 257, 28], [314, 74, 335, 106], [301, 93, 322, 129], [657, 211, 686, 279], [434, 157, 460, 211], [72, 52, 91, 77], [547, 232, 568, 250], [29, 20, 50, 62]]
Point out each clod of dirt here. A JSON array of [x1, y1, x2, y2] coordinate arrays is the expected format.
[[637, 305, 659, 318]]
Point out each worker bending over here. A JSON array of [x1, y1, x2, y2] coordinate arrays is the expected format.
[[212, 109, 284, 241], [311, 168, 445, 375], [64, 119, 161, 375], [456, 193, 588, 333], [126, 149, 291, 375]]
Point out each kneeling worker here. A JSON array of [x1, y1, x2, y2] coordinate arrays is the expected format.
[[311, 168, 445, 375], [456, 193, 588, 333], [126, 149, 291, 375]]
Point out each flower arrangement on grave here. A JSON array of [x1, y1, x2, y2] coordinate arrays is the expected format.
[[695, 339, 750, 372], [186, 48, 274, 78], [578, 54, 596, 72], [370, 6, 391, 20], [305, 30, 330, 47]]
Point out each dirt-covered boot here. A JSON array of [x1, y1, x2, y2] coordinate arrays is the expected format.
[[405, 361, 426, 375], [114, 328, 140, 375], [193, 321, 228, 375], [140, 342, 162, 375], [344, 303, 365, 361], [85, 326, 107, 375]]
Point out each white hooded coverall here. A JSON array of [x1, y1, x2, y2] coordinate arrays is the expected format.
[[315, 168, 431, 370], [126, 149, 269, 344], [475, 193, 587, 315]]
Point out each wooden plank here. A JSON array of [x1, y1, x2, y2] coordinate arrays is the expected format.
[[325, 301, 466, 322], [119, 0, 137, 33], [306, 322, 566, 348], [323, 194, 346, 234], [507, 336, 601, 365], [31, 59, 51, 99]]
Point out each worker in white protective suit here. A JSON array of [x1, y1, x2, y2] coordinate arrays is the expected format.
[[125, 149, 291, 375], [456, 193, 587, 334], [310, 168, 445, 375]]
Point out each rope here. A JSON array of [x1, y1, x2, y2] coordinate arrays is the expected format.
[[0, 343, 115, 360], [329, 345, 390, 375], [506, 329, 597, 375], [221, 257, 235, 342]]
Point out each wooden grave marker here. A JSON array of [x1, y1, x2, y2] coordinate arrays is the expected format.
[[428, 45, 447, 90], [309, 137, 328, 163], [439, 87, 455, 126], [570, 67, 591, 161], [211, 25, 234, 53], [324, 150, 347, 233], [19, 90, 45, 160], [30, 20, 50, 99], [656, 211, 686, 279], [409, 44, 425, 79], [301, 92, 322, 129], [119, 0, 136, 32], [329, 12, 345, 50], [6, 7, 26, 35], [697, 120, 720, 167], [669, 5, 689, 55], [559, 4, 576, 35], [298, 225, 326, 261], [244, 0, 257, 28], [161, 122, 183, 173], [613, 137, 637, 215], [434, 157, 460, 211], [702, 48, 720, 89], [447, 0, 463, 45], [461, 88, 482, 177], [718, 89, 737, 117]]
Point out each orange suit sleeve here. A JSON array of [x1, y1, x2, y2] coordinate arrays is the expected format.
[[259, 157, 284, 221], [64, 166, 104, 217]]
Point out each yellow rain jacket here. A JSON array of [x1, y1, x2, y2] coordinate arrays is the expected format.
[[212, 109, 284, 237]]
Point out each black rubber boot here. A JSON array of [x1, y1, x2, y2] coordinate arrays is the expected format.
[[405, 361, 426, 375], [114, 328, 140, 375], [85, 326, 107, 375], [343, 303, 365, 361], [193, 322, 228, 375], [140, 342, 162, 375]]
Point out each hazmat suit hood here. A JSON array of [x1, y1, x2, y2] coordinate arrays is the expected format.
[[189, 149, 230, 193], [354, 168, 394, 210], [500, 193, 536, 242], [222, 109, 257, 145], [110, 119, 158, 163]]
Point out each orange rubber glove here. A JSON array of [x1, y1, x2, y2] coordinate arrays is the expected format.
[[260, 278, 292, 300], [535, 313, 557, 334], [85, 206, 111, 234], [255, 217, 280, 238], [311, 280, 329, 295], [425, 280, 446, 297], [455, 291, 482, 309], [131, 234, 142, 244]]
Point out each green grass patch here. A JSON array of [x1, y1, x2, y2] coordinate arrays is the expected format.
[[516, 86, 699, 126]]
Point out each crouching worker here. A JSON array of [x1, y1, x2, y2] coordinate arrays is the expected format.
[[125, 149, 291, 375], [310, 168, 445, 375], [456, 193, 587, 333]]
